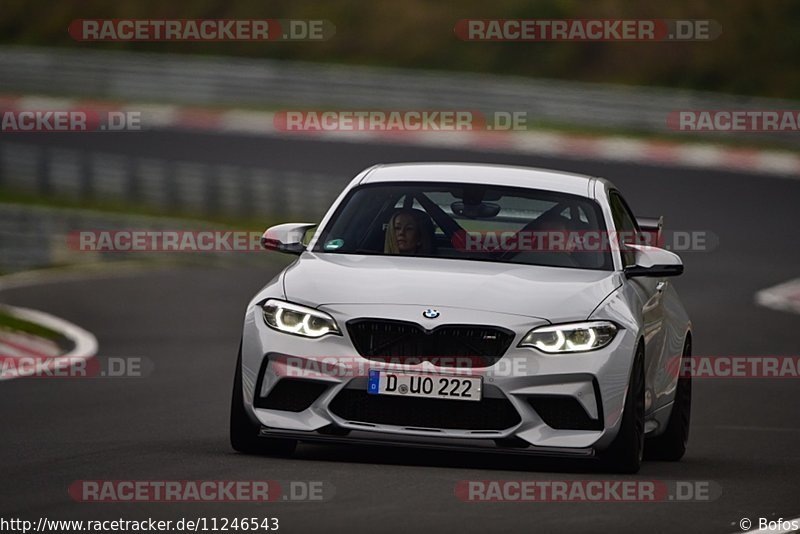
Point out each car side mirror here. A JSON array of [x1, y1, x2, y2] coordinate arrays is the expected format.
[[261, 223, 317, 255], [635, 215, 664, 247], [624, 244, 683, 278]]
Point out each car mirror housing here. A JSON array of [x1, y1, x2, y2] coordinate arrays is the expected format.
[[635, 215, 664, 248], [261, 223, 317, 255], [624, 244, 684, 278]]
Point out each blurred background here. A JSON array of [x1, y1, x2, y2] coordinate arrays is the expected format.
[[4, 0, 800, 97], [0, 0, 799, 272]]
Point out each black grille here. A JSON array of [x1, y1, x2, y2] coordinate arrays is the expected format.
[[256, 379, 328, 412], [527, 396, 602, 430], [329, 389, 521, 430], [346, 319, 514, 367]]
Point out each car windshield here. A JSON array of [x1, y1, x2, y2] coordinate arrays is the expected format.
[[312, 182, 613, 270]]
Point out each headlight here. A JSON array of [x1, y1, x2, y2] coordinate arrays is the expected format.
[[261, 299, 340, 338], [519, 321, 617, 353]]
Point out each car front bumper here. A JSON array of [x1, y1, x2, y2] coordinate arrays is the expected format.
[[240, 302, 640, 454]]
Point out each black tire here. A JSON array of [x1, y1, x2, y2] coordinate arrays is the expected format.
[[599, 345, 645, 474], [230, 343, 297, 456], [645, 336, 692, 461]]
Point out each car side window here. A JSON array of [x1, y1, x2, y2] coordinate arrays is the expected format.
[[609, 191, 638, 267]]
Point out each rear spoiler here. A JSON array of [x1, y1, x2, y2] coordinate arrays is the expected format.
[[636, 216, 664, 247]]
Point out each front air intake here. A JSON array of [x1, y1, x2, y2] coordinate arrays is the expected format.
[[346, 319, 514, 367], [255, 379, 328, 412]]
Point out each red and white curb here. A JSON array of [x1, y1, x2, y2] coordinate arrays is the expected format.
[[0, 329, 61, 359], [0, 304, 98, 380], [755, 278, 800, 315], [2, 94, 800, 178]]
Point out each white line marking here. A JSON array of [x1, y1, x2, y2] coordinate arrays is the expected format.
[[0, 305, 98, 381], [0, 330, 61, 357], [4, 306, 97, 358], [755, 278, 800, 315], [0, 262, 178, 380], [735, 515, 800, 533]]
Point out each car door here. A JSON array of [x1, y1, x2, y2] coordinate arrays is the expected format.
[[609, 191, 668, 412]]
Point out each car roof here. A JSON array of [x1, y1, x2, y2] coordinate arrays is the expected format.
[[360, 163, 596, 197]]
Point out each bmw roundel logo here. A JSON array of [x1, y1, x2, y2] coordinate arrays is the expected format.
[[422, 308, 440, 319]]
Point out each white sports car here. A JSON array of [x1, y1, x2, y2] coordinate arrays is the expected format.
[[230, 163, 692, 473]]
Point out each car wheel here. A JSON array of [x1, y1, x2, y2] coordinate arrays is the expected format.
[[644, 336, 692, 461], [599, 344, 645, 474], [230, 341, 297, 456]]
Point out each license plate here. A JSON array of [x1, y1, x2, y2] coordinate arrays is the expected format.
[[367, 370, 482, 402]]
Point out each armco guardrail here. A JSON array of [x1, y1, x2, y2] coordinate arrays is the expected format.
[[0, 203, 270, 272], [1, 46, 799, 136], [0, 141, 348, 220], [1, 46, 798, 230]]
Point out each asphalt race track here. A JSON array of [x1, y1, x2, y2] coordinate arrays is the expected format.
[[1, 130, 799, 533]]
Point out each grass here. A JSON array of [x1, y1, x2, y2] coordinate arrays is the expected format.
[[0, 187, 302, 277], [0, 187, 281, 231], [0, 309, 67, 342]]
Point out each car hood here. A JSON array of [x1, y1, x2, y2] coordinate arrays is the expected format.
[[282, 253, 622, 322]]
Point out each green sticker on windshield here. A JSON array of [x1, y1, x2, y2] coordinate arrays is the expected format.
[[325, 239, 344, 250]]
